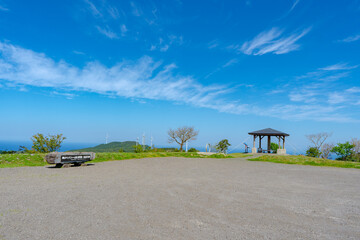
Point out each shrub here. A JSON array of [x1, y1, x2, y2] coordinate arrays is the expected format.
[[331, 142, 355, 161], [188, 148, 198, 152], [306, 147, 321, 158], [31, 133, 66, 153], [215, 139, 231, 154], [133, 145, 144, 153], [270, 143, 279, 153]]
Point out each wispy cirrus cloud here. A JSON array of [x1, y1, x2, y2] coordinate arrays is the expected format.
[[150, 35, 184, 52], [83, 0, 127, 39], [271, 62, 360, 118], [84, 0, 102, 18], [288, 0, 300, 13], [0, 42, 244, 114], [238, 27, 311, 55], [130, 1, 142, 17], [319, 63, 358, 71], [204, 58, 239, 79], [339, 34, 360, 43], [0, 3, 9, 11], [96, 25, 119, 39], [52, 91, 77, 100]]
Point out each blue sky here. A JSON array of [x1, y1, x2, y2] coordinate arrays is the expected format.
[[0, 0, 360, 152]]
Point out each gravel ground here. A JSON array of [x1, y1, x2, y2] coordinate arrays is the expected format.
[[1, 157, 360, 240]]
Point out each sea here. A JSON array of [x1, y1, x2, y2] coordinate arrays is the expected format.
[[0, 141, 97, 152], [0, 140, 304, 155]]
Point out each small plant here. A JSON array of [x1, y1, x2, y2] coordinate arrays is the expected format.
[[270, 143, 279, 153], [133, 145, 143, 153], [118, 148, 124, 153], [188, 148, 198, 152], [306, 147, 321, 158], [215, 139, 231, 154]]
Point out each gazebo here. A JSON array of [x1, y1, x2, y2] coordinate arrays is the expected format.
[[248, 128, 289, 155]]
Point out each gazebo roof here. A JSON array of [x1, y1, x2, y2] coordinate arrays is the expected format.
[[248, 128, 289, 136]]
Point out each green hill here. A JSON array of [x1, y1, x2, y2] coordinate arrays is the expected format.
[[70, 141, 149, 153]]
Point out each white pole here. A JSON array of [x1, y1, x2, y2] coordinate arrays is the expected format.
[[186, 141, 188, 152], [142, 133, 145, 151]]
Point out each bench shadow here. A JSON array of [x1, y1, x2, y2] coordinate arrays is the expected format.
[[46, 163, 95, 169]]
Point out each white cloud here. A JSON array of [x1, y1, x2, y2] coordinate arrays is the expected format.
[[240, 27, 311, 55], [205, 58, 238, 79], [276, 63, 360, 115], [328, 92, 346, 104], [339, 34, 360, 43], [289, 91, 317, 103], [73, 50, 85, 55], [319, 63, 358, 71], [150, 35, 183, 52], [160, 45, 169, 52], [289, 0, 300, 13], [0, 42, 243, 114], [84, 0, 102, 17], [222, 58, 238, 68], [346, 87, 360, 93], [52, 91, 76, 100], [96, 25, 119, 39], [208, 40, 219, 49], [120, 24, 128, 36], [0, 42, 357, 123], [130, 1, 142, 17], [107, 6, 120, 19]]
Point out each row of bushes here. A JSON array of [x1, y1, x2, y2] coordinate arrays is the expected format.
[[306, 141, 360, 162]]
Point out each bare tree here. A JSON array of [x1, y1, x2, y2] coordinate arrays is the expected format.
[[351, 138, 360, 154], [306, 132, 332, 151], [320, 143, 334, 159], [168, 126, 199, 151]]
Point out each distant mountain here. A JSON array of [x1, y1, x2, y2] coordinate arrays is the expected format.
[[70, 141, 148, 153]]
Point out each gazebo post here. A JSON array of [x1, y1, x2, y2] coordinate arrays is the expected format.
[[252, 135, 257, 154], [278, 136, 281, 149], [267, 136, 271, 153], [283, 137, 285, 149], [259, 136, 262, 149]]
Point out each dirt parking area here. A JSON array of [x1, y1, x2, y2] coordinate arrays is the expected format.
[[1, 157, 359, 239]]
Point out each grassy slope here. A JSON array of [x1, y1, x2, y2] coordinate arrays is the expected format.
[[229, 153, 252, 158], [0, 152, 232, 168], [249, 155, 360, 169]]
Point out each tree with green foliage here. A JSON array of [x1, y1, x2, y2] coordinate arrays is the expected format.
[[306, 147, 321, 158], [270, 143, 279, 153], [31, 133, 66, 153], [215, 139, 231, 154], [168, 126, 199, 151], [331, 142, 355, 161]]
